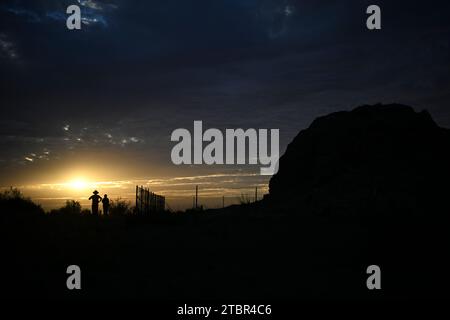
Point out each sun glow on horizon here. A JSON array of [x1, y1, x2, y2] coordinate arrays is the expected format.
[[3, 171, 271, 210], [69, 179, 88, 190]]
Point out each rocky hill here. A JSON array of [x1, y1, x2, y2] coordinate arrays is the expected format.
[[268, 104, 450, 216]]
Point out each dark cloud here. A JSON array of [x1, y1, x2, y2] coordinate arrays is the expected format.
[[1, 0, 116, 29], [0, 33, 19, 60], [1, 0, 450, 185]]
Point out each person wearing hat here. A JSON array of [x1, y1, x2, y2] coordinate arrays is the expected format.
[[89, 190, 102, 215]]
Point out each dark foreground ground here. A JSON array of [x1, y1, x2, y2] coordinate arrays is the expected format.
[[3, 203, 450, 300]]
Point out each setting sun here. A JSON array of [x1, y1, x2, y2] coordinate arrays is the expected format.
[[69, 179, 88, 190]]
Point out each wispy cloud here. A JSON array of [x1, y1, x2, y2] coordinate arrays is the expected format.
[[0, 33, 19, 61], [46, 9, 109, 28], [5, 7, 41, 22], [3, 1, 118, 28], [77, 0, 118, 11], [256, 1, 296, 39]]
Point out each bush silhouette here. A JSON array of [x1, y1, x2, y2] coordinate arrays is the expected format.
[[239, 193, 252, 205], [49, 200, 83, 216], [110, 198, 132, 216], [0, 188, 44, 223]]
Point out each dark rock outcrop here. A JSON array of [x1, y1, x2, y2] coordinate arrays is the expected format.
[[268, 104, 450, 216]]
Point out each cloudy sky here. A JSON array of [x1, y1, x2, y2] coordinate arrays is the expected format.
[[1, 0, 449, 209]]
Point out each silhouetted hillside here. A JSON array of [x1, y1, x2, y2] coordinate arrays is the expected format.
[[268, 104, 450, 216], [3, 104, 450, 301]]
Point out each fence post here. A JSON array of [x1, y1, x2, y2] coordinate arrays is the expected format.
[[135, 185, 165, 215], [195, 185, 198, 209], [135, 185, 138, 214]]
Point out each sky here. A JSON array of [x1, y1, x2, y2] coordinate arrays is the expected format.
[[1, 0, 450, 210]]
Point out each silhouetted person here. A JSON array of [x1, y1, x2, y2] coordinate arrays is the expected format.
[[102, 194, 110, 216], [89, 190, 102, 215]]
